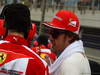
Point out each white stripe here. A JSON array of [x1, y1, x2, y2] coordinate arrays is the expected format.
[[53, 16, 62, 21], [0, 40, 9, 44], [23, 45, 47, 67], [43, 22, 66, 30], [40, 49, 51, 54]]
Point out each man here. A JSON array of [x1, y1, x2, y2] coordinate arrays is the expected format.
[[43, 10, 91, 75], [0, 4, 48, 75]]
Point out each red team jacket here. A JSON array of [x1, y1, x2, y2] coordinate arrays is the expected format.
[[0, 34, 49, 75]]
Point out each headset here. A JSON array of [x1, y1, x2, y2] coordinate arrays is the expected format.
[[0, 19, 6, 39], [0, 5, 8, 39], [27, 23, 37, 42]]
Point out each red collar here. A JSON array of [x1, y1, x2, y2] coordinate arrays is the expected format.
[[4, 35, 29, 46]]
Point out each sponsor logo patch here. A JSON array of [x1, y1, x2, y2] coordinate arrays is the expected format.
[[69, 18, 77, 27]]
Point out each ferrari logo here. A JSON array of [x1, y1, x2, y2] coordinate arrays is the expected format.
[[0, 52, 7, 64], [69, 18, 77, 27]]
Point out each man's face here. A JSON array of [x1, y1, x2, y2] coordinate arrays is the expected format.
[[49, 34, 66, 53], [44, 26, 71, 54]]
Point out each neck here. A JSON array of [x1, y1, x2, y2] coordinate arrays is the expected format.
[[8, 32, 24, 38]]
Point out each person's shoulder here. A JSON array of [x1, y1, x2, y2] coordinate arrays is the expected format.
[[60, 53, 90, 74], [23, 45, 48, 67], [62, 53, 88, 65]]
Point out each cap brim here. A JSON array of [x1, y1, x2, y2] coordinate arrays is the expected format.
[[43, 22, 65, 30]]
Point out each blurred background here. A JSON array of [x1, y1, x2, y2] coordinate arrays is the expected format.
[[0, 0, 100, 67]]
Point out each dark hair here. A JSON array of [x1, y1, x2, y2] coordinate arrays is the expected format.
[[36, 34, 49, 47], [63, 30, 80, 43], [3, 4, 32, 39], [44, 26, 80, 43]]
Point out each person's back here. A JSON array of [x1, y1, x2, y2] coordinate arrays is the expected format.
[[0, 39, 48, 75], [0, 48, 33, 75], [0, 4, 49, 75]]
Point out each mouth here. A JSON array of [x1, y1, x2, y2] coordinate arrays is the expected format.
[[50, 39, 56, 50]]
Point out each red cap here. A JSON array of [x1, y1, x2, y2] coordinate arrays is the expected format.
[[43, 10, 80, 34]]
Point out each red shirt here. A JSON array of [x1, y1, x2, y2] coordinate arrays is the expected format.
[[0, 34, 49, 75]]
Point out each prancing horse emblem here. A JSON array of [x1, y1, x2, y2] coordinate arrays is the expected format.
[[0, 52, 7, 64]]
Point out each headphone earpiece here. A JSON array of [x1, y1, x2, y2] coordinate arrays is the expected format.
[[27, 23, 37, 42], [0, 19, 6, 39]]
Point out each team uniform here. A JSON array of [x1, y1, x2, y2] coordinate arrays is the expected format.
[[0, 34, 49, 75], [0, 49, 32, 75]]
